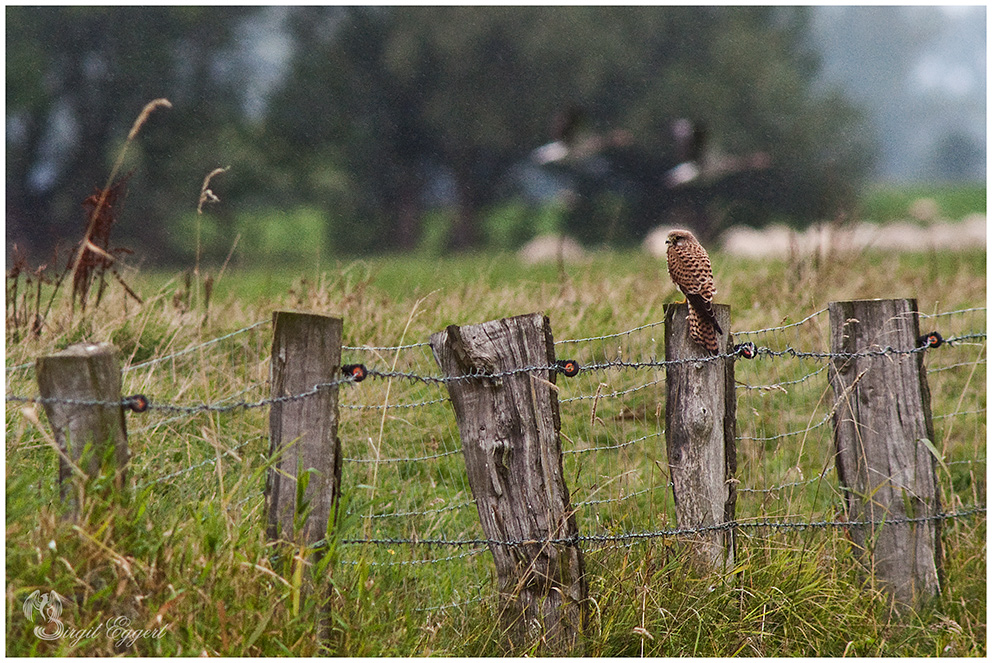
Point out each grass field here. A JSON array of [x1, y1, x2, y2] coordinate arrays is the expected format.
[[859, 182, 986, 223], [5, 245, 986, 656]]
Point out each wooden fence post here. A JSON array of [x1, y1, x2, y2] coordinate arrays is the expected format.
[[828, 298, 941, 608], [36, 342, 130, 518], [664, 302, 736, 571], [265, 311, 343, 546], [430, 313, 586, 655]]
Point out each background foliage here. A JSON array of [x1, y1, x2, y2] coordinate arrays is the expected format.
[[7, 6, 877, 263]]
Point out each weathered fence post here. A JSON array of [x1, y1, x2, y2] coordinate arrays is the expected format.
[[265, 311, 343, 546], [828, 298, 941, 608], [664, 302, 736, 571], [36, 342, 130, 518], [430, 313, 586, 655]]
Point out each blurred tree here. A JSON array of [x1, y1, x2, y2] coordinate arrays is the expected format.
[[6, 6, 255, 260], [8, 6, 875, 263], [930, 131, 984, 181], [265, 6, 873, 252]]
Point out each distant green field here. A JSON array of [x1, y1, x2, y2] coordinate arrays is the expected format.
[[860, 181, 986, 223], [6, 248, 986, 656]]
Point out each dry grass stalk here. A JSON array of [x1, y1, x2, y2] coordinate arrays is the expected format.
[[198, 167, 230, 214]]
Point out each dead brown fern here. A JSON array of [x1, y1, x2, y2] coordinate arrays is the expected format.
[[72, 173, 143, 311], [6, 244, 62, 340], [68, 98, 171, 312]]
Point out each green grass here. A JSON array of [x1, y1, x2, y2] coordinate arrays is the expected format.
[[6, 246, 986, 656], [860, 182, 986, 223]]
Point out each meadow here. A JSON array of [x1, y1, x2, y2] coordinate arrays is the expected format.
[[5, 243, 986, 656]]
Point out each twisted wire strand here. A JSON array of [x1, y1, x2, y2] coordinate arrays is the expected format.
[[564, 430, 662, 455], [331, 506, 984, 549], [556, 320, 666, 345], [339, 548, 486, 569], [6, 375, 359, 413], [344, 447, 462, 464], [130, 382, 267, 432], [933, 408, 986, 420], [6, 306, 981, 376], [415, 593, 486, 613], [354, 499, 477, 520], [8, 331, 984, 412], [341, 397, 450, 411], [343, 341, 430, 352], [735, 308, 829, 336], [737, 410, 833, 443], [928, 358, 987, 373], [919, 306, 987, 318], [737, 364, 828, 391], [560, 376, 665, 403], [122, 320, 270, 373], [738, 467, 835, 494], [136, 438, 256, 488]]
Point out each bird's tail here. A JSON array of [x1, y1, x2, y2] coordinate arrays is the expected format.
[[685, 292, 723, 335], [687, 305, 721, 354]]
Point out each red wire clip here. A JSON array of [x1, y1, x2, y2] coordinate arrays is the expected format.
[[123, 394, 149, 413], [343, 364, 368, 382]]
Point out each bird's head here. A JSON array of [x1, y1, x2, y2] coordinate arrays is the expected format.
[[665, 229, 696, 247]]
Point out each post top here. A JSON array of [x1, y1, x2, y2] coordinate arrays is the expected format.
[[49, 342, 118, 358]]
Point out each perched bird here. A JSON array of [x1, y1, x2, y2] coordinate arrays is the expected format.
[[665, 229, 723, 354]]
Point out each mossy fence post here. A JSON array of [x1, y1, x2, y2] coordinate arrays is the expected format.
[[36, 342, 131, 519], [828, 298, 941, 609], [663, 302, 737, 572], [265, 311, 344, 546], [430, 312, 586, 655]]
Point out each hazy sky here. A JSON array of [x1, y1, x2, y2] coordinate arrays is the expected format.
[[811, 5, 985, 181]]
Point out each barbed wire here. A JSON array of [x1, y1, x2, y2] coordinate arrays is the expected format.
[[738, 467, 835, 494], [560, 376, 665, 403], [928, 358, 987, 373], [130, 382, 267, 432], [136, 438, 257, 488], [122, 445, 984, 512], [344, 447, 462, 464], [343, 341, 430, 352], [4, 320, 271, 375], [565, 430, 662, 455], [333, 506, 985, 550], [933, 408, 986, 421], [341, 305, 985, 355], [737, 410, 833, 443], [575, 483, 667, 508], [556, 320, 666, 346], [7, 305, 981, 377], [123, 320, 270, 373], [415, 593, 486, 613], [737, 364, 828, 391], [340, 547, 486, 567], [354, 498, 477, 520], [6, 375, 359, 413], [735, 308, 829, 336], [341, 396, 450, 411], [6, 331, 984, 415], [919, 306, 987, 319]]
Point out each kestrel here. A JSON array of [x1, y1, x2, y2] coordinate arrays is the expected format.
[[665, 229, 723, 354]]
